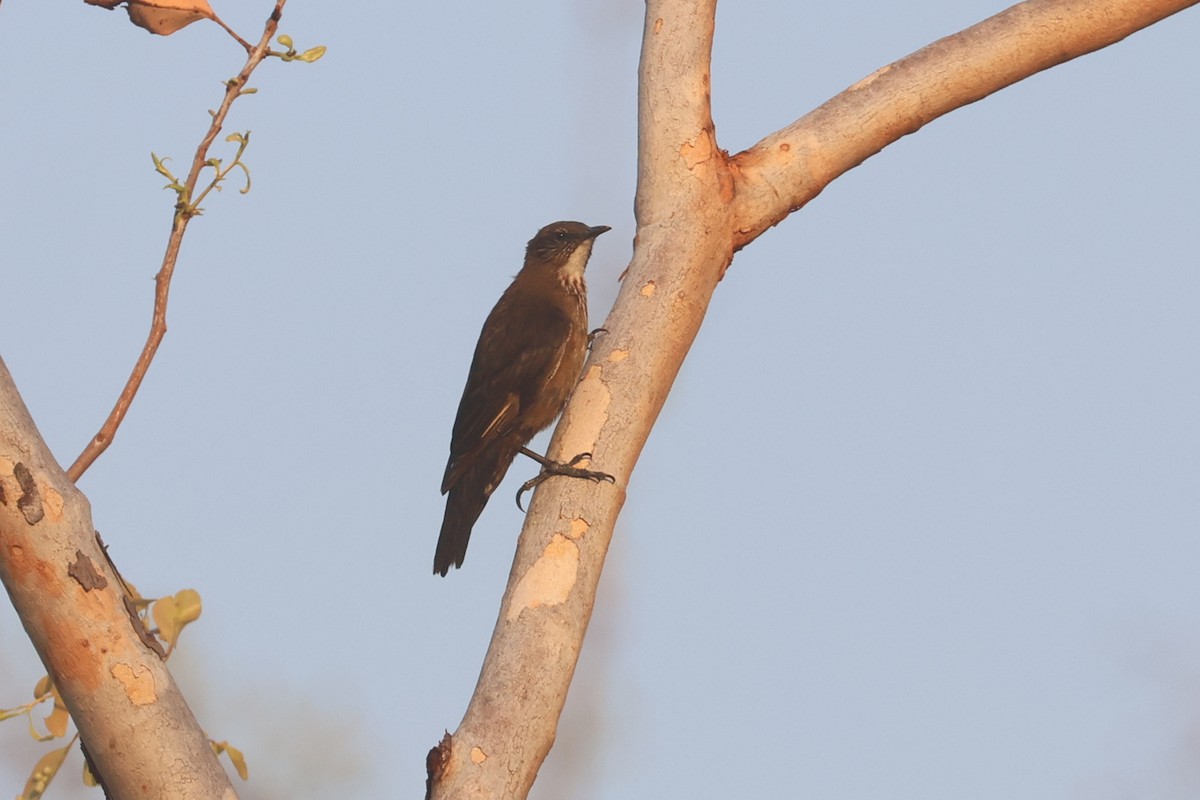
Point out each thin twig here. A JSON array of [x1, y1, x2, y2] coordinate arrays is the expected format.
[[209, 10, 255, 53], [66, 0, 288, 483]]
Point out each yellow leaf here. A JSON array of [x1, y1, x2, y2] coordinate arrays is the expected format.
[[224, 743, 249, 780], [126, 0, 214, 36], [33, 675, 52, 699], [152, 588, 202, 650], [211, 739, 250, 780], [19, 744, 69, 800], [123, 579, 144, 603], [174, 588, 202, 619], [44, 700, 69, 739]]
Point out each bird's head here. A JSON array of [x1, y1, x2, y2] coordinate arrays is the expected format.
[[525, 221, 611, 294]]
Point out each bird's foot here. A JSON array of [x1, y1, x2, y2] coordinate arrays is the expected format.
[[515, 451, 615, 511], [587, 327, 608, 349]]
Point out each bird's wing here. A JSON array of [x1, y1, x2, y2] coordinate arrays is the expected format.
[[441, 298, 574, 494]]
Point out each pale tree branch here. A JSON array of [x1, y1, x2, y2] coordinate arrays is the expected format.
[[428, 2, 729, 797], [428, 0, 1194, 796], [0, 356, 237, 800], [730, 0, 1200, 247]]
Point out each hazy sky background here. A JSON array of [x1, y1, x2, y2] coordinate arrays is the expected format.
[[2, 2, 1199, 798]]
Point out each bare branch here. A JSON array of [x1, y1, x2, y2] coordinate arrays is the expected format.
[[0, 357, 236, 799], [428, 1, 725, 797], [66, 0, 288, 483], [429, 0, 1195, 797], [730, 0, 1199, 247]]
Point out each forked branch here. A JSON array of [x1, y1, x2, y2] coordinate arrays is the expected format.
[[427, 1, 1198, 797]]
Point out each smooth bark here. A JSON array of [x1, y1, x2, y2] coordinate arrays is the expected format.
[[0, 357, 237, 800], [427, 0, 1199, 797]]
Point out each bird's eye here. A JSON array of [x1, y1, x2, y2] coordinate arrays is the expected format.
[[554, 231, 568, 240]]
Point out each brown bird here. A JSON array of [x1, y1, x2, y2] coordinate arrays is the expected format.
[[435, 221, 613, 576]]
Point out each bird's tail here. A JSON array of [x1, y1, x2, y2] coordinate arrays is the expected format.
[[434, 448, 516, 576], [433, 485, 488, 576]]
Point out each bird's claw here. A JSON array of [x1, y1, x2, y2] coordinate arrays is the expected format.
[[515, 453, 616, 511], [515, 480, 536, 512]]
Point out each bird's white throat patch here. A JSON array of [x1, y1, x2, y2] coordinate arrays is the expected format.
[[558, 240, 594, 295]]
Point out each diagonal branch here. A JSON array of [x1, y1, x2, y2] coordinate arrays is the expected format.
[[428, 1, 1193, 796], [729, 0, 1200, 248], [66, 0, 288, 483], [0, 356, 237, 799]]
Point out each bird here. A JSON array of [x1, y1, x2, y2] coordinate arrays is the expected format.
[[434, 220, 614, 576]]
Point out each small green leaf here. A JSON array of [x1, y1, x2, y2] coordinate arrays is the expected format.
[[276, 34, 293, 49], [297, 45, 327, 63], [151, 152, 178, 182], [234, 163, 252, 195]]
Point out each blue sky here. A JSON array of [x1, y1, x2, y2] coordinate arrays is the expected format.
[[2, 2, 1199, 798]]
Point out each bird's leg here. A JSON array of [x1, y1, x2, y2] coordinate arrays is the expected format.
[[515, 447, 615, 511]]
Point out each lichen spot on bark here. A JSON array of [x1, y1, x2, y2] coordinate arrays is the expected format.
[[111, 663, 157, 706], [506, 534, 580, 622], [680, 131, 714, 169]]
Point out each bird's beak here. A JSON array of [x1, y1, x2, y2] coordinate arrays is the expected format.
[[587, 225, 612, 239]]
